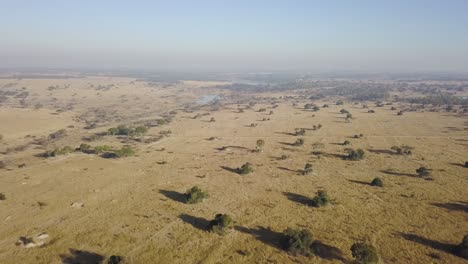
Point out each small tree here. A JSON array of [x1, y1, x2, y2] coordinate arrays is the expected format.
[[351, 243, 379, 264], [256, 139, 265, 152], [310, 190, 330, 207], [416, 167, 430, 177], [237, 162, 254, 175], [208, 214, 233, 235], [391, 145, 413, 155], [280, 228, 314, 256], [185, 186, 209, 204], [302, 163, 313, 175], [370, 178, 383, 187], [293, 138, 304, 146]]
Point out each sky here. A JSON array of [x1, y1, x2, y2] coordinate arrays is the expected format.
[[1, 0, 468, 72]]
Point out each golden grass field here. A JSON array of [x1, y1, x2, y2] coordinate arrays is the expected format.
[[0, 76, 467, 264]]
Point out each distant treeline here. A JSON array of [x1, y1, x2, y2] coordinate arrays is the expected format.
[[404, 94, 468, 106]]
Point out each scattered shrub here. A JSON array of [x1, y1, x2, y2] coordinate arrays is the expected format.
[[41, 146, 74, 158], [49, 129, 67, 140], [209, 117, 216, 122], [113, 146, 135, 158], [0, 193, 5, 200], [237, 162, 254, 175], [343, 140, 351, 145], [416, 167, 430, 177], [370, 178, 383, 187], [345, 148, 365, 161], [107, 255, 123, 264], [208, 214, 233, 235], [336, 100, 344, 105], [295, 128, 306, 136], [368, 110, 375, 113], [185, 186, 209, 204], [310, 190, 330, 207], [456, 235, 468, 260], [391, 145, 413, 155], [351, 243, 379, 264], [293, 138, 304, 146], [93, 145, 113, 154], [397, 111, 404, 115], [279, 154, 289, 160], [464, 161, 468, 168], [256, 139, 265, 152], [280, 228, 314, 256], [353, 134, 364, 139], [108, 125, 148, 136], [340, 108, 349, 114], [250, 123, 258, 127], [302, 163, 313, 175]]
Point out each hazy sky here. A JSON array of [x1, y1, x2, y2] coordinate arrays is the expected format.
[[1, 0, 468, 72]]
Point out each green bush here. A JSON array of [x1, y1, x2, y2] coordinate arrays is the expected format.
[[237, 162, 254, 175], [280, 228, 314, 256], [41, 146, 74, 158], [93, 145, 113, 154], [107, 125, 148, 136], [310, 190, 330, 207], [351, 243, 379, 264], [345, 149, 365, 161], [185, 186, 209, 204], [370, 178, 383, 187], [208, 214, 233, 235], [114, 146, 135, 158], [79, 143, 94, 154]]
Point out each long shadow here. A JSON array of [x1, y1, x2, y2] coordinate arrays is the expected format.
[[280, 147, 299, 152], [282, 192, 312, 206], [220, 166, 239, 174], [380, 170, 416, 177], [60, 248, 104, 264], [448, 162, 466, 168], [179, 214, 210, 231], [275, 132, 295, 136], [235, 226, 283, 250], [278, 142, 295, 146], [159, 190, 186, 203], [368, 149, 395, 155], [397, 232, 458, 256], [277, 167, 301, 173], [311, 241, 347, 262], [431, 202, 468, 213], [347, 179, 371, 186]]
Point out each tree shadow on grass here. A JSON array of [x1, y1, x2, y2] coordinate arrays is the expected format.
[[60, 248, 104, 264], [220, 166, 239, 174], [396, 232, 459, 256], [282, 192, 311, 206], [278, 142, 295, 146], [431, 201, 468, 213], [179, 214, 210, 231], [347, 179, 371, 186], [277, 167, 301, 173], [448, 162, 466, 168], [380, 170, 416, 178], [159, 190, 186, 203], [235, 225, 283, 250], [367, 149, 395, 155], [311, 241, 348, 262]]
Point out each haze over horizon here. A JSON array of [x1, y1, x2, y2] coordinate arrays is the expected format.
[[1, 0, 468, 73]]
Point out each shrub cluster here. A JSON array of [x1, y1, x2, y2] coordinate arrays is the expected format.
[[41, 146, 74, 158], [345, 148, 365, 161], [185, 186, 209, 204], [391, 145, 413, 155], [108, 125, 148, 136], [350, 243, 379, 264], [237, 162, 254, 175], [208, 214, 233, 235], [310, 190, 330, 207], [280, 228, 314, 256]]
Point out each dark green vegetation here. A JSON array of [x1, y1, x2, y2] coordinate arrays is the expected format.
[[208, 214, 233, 235], [185, 186, 209, 204], [310, 190, 330, 207], [107, 125, 149, 136], [280, 228, 314, 256], [41, 146, 74, 158], [237, 162, 254, 175], [78, 144, 135, 158], [351, 243, 379, 264], [370, 177, 383, 187], [345, 148, 365, 161]]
